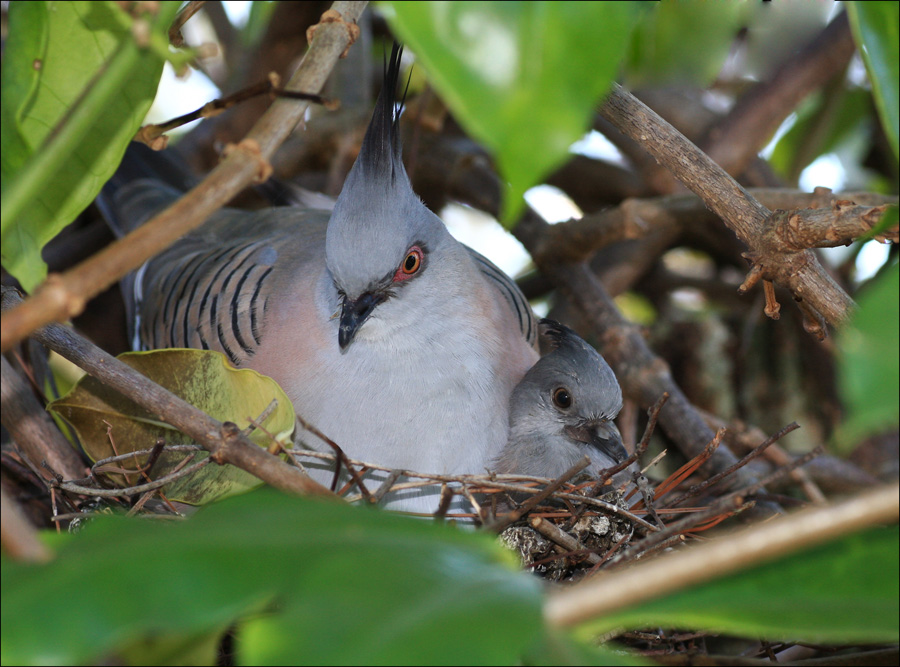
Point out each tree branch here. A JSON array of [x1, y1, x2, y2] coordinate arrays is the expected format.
[[534, 188, 897, 265], [599, 86, 856, 329]]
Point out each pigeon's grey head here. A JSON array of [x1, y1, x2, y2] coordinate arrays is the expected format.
[[325, 43, 450, 351], [500, 320, 626, 477]]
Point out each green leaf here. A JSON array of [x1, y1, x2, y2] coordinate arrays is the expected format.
[[48, 349, 296, 505], [583, 526, 899, 643], [0, 490, 543, 665], [835, 259, 900, 449], [382, 1, 638, 224], [625, 0, 748, 87], [0, 1, 176, 291], [769, 88, 873, 182], [847, 1, 900, 160]]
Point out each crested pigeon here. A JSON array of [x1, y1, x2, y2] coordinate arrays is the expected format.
[[98, 44, 540, 513], [495, 320, 626, 478]]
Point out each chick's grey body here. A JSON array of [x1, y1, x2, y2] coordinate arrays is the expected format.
[[101, 45, 539, 513], [495, 320, 626, 478]]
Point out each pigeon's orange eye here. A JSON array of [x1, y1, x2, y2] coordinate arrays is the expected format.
[[552, 387, 572, 409], [394, 246, 423, 282]]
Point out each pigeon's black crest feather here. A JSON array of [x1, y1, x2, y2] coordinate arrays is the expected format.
[[356, 42, 405, 182], [539, 318, 580, 352]]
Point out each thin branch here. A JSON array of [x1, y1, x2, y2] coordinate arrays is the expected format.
[[168, 1, 205, 48], [296, 415, 373, 502], [620, 446, 826, 564], [1, 1, 369, 353], [520, 187, 897, 266], [592, 392, 668, 495], [136, 78, 337, 146], [698, 410, 828, 504], [58, 456, 210, 498], [665, 422, 801, 508], [487, 456, 591, 533]]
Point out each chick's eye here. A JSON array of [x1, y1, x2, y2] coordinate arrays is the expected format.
[[393, 245, 424, 282], [552, 387, 572, 409]]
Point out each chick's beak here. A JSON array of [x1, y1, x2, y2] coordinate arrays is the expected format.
[[564, 421, 628, 465]]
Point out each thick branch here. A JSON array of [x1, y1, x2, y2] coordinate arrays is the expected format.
[[0, 1, 369, 353], [1, 356, 85, 482], [599, 86, 856, 327], [1, 288, 335, 499], [534, 189, 898, 265], [768, 200, 898, 251]]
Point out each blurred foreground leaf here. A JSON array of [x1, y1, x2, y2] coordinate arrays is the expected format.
[[0, 490, 544, 665], [1, 1, 176, 290], [626, 0, 747, 87], [835, 259, 900, 449], [848, 1, 900, 159]]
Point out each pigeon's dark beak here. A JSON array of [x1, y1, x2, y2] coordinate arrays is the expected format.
[[338, 292, 384, 350], [564, 421, 628, 465]]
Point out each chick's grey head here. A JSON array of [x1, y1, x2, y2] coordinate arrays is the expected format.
[[500, 320, 626, 478], [325, 43, 448, 351]]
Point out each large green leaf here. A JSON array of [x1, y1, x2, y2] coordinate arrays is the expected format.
[[0, 1, 178, 291], [626, 0, 748, 87], [382, 1, 638, 224], [48, 349, 295, 505], [583, 526, 899, 643], [0, 489, 544, 666], [847, 1, 900, 160], [835, 259, 900, 449]]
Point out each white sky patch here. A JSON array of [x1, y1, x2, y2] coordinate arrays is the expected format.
[[799, 153, 846, 192], [570, 130, 626, 165], [222, 1, 253, 28], [525, 185, 583, 224], [855, 242, 891, 282], [441, 203, 532, 278]]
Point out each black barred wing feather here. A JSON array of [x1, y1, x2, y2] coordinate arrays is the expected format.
[[467, 248, 537, 348]]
